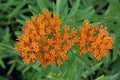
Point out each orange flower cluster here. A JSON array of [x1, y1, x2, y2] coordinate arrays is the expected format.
[[78, 20, 113, 61], [15, 9, 78, 66], [15, 9, 113, 66]]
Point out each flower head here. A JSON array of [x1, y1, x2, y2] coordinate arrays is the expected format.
[[78, 20, 113, 61], [15, 9, 77, 66]]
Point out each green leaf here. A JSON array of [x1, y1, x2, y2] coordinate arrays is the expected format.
[[0, 46, 6, 51], [106, 0, 120, 17], [108, 72, 120, 80], [15, 31, 22, 36], [62, 0, 80, 27], [28, 5, 39, 15], [3, 0, 14, 10], [113, 29, 120, 61], [22, 66, 31, 73], [56, 0, 68, 19], [32, 62, 41, 72], [0, 43, 13, 50], [110, 57, 120, 74], [95, 75, 108, 80], [2, 27, 11, 44], [0, 59, 6, 69], [7, 62, 15, 75], [8, 2, 25, 18], [37, 0, 46, 10], [82, 62, 103, 77], [0, 76, 6, 80], [76, 7, 94, 20], [16, 19, 25, 25]]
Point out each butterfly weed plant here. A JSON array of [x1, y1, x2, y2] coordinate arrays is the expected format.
[[15, 9, 113, 66], [0, 0, 120, 80]]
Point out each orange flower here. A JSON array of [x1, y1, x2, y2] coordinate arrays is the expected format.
[[78, 20, 94, 54], [15, 9, 77, 67], [90, 25, 113, 60], [78, 20, 113, 60]]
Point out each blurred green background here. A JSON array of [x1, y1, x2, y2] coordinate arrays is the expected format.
[[0, 0, 120, 80]]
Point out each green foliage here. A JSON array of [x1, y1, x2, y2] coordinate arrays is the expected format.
[[0, 0, 120, 80], [0, 76, 6, 80]]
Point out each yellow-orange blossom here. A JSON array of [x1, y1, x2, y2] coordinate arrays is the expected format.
[[15, 9, 113, 66]]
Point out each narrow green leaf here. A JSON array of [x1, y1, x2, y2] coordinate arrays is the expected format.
[[113, 29, 120, 61], [2, 27, 11, 44], [0, 76, 6, 80], [105, 0, 120, 16], [15, 31, 22, 36], [22, 66, 31, 73], [16, 19, 25, 25], [32, 63, 41, 72], [37, 0, 46, 10], [95, 75, 108, 80], [108, 72, 120, 80], [62, 0, 80, 26], [28, 5, 38, 15], [82, 62, 103, 77], [7, 62, 15, 75], [56, 0, 68, 17], [0, 46, 6, 51], [20, 14, 29, 20], [76, 7, 94, 20], [8, 2, 25, 18], [3, 0, 14, 10], [0, 43, 13, 50], [0, 59, 6, 69]]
